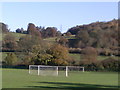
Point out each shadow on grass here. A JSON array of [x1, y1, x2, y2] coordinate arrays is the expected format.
[[26, 81, 119, 90]]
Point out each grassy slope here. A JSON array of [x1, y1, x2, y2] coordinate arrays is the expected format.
[[2, 33, 119, 62], [2, 68, 118, 89], [2, 32, 26, 41], [43, 37, 57, 43], [44, 36, 120, 61], [10, 32, 26, 41]]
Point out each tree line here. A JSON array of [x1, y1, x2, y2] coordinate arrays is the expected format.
[[16, 23, 61, 38], [67, 19, 119, 56], [1, 19, 119, 71]]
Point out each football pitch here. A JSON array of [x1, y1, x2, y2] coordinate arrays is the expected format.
[[2, 68, 119, 89]]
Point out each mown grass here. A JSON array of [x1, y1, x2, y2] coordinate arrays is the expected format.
[[2, 68, 118, 89]]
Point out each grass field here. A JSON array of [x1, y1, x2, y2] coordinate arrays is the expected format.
[[2, 68, 118, 89], [69, 53, 120, 61]]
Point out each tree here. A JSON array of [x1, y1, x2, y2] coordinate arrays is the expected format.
[[81, 47, 97, 64], [16, 28, 24, 33], [23, 43, 53, 65], [5, 53, 18, 65], [2, 33, 18, 51], [76, 30, 89, 44], [67, 26, 81, 35], [27, 44, 72, 66], [47, 44, 72, 65], [41, 27, 57, 38], [18, 35, 41, 52], [0, 23, 9, 33], [27, 23, 41, 38], [27, 23, 36, 34], [58, 36, 68, 47], [46, 27, 57, 37], [75, 30, 90, 48]]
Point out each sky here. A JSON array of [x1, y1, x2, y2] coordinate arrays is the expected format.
[[1, 2, 118, 33]]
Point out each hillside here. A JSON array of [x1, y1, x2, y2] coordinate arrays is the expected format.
[[67, 19, 118, 35], [1, 19, 119, 56], [65, 19, 119, 56]]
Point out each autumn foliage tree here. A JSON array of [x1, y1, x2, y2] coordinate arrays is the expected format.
[[47, 44, 72, 65], [25, 43, 72, 66], [81, 47, 97, 64], [41, 27, 57, 38], [27, 23, 36, 33], [27, 23, 41, 38]]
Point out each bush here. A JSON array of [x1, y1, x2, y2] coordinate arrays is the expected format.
[[79, 61, 103, 71], [101, 57, 119, 71], [81, 47, 98, 64], [4, 53, 18, 65], [79, 57, 119, 72]]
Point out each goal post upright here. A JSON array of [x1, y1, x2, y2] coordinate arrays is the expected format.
[[29, 65, 30, 74], [38, 65, 40, 75], [66, 66, 68, 77], [83, 67, 84, 72], [56, 66, 58, 76]]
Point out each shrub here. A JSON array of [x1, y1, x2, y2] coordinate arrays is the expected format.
[[101, 57, 119, 71], [79, 57, 119, 72], [79, 61, 103, 71], [4, 53, 18, 65], [81, 47, 98, 64]]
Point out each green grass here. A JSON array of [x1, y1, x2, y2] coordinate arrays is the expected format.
[[2, 68, 118, 89], [10, 32, 26, 41], [65, 35, 76, 39], [69, 53, 120, 61], [44, 37, 57, 43], [2, 32, 26, 41]]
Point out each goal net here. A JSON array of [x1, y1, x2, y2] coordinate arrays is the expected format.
[[29, 65, 84, 77], [29, 65, 58, 76]]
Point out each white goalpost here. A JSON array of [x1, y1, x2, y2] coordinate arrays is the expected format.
[[29, 65, 84, 77]]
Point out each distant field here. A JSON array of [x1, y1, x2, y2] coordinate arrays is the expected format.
[[69, 53, 120, 61], [10, 32, 26, 41], [2, 32, 26, 41], [44, 37, 57, 43], [2, 68, 118, 89], [2, 52, 120, 62]]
